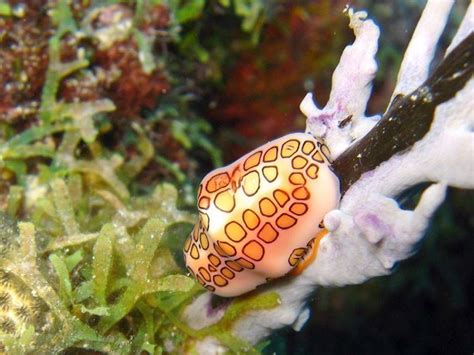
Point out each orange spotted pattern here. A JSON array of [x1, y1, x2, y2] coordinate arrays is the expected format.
[[184, 133, 340, 297]]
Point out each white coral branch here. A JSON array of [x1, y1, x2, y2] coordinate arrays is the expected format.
[[391, 0, 454, 101], [303, 8, 380, 158], [184, 1, 473, 351], [446, 1, 473, 55]]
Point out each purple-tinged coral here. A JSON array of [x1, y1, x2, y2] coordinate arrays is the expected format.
[[301, 8, 381, 158]]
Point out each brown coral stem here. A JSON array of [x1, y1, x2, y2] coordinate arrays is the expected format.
[[332, 33, 474, 194]]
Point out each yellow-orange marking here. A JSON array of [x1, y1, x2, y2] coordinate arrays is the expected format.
[[190, 244, 199, 259], [281, 139, 300, 158], [312, 150, 324, 163], [243, 209, 260, 230], [214, 188, 235, 212], [292, 186, 310, 200], [288, 248, 306, 266], [276, 213, 297, 229], [262, 166, 278, 182], [214, 243, 227, 257], [199, 267, 211, 282], [292, 155, 308, 169], [302, 140, 316, 154], [225, 221, 247, 242], [273, 189, 290, 207], [257, 223, 279, 243], [289, 172, 306, 185], [290, 202, 308, 216], [242, 240, 265, 261], [206, 172, 230, 193], [306, 164, 319, 179], [259, 198, 277, 217], [226, 260, 244, 272], [236, 257, 255, 269], [208, 254, 221, 267], [230, 166, 242, 191], [244, 151, 262, 170], [217, 241, 237, 256], [292, 230, 328, 275], [221, 267, 235, 279], [321, 144, 332, 162], [198, 196, 210, 210], [263, 146, 278, 162], [242, 171, 260, 196], [213, 275, 228, 287], [200, 232, 209, 250], [200, 212, 209, 230]]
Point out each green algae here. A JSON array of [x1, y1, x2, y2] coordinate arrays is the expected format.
[[0, 1, 281, 353], [1, 181, 276, 352], [3, 131, 273, 350], [0, 2, 11, 17]]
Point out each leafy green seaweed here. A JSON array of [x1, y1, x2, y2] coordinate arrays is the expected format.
[[0, 0, 282, 353], [0, 2, 12, 16]]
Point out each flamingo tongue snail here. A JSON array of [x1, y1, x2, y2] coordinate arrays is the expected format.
[[183, 133, 340, 297]]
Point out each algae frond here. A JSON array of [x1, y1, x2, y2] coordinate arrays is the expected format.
[[0, 0, 280, 353]]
